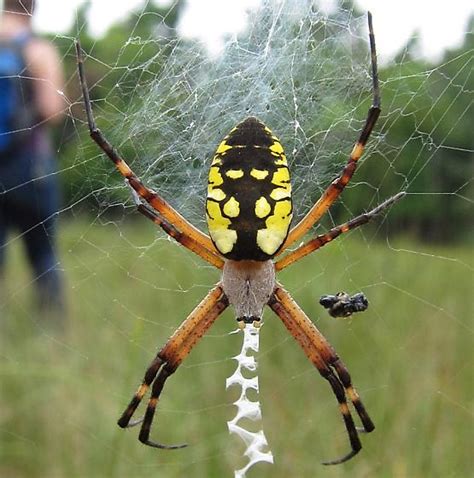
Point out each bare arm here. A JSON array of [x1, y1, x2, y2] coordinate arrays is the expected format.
[[24, 38, 65, 124]]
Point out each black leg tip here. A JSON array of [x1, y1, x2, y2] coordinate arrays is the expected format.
[[321, 447, 360, 466]]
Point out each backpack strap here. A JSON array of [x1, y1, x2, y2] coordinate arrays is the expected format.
[[13, 31, 34, 46], [0, 32, 36, 159], [0, 30, 33, 52]]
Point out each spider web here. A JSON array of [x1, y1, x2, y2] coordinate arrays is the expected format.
[[0, 1, 472, 477], [82, 0, 376, 229]]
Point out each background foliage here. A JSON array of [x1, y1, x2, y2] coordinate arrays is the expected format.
[[1, 224, 472, 478], [51, 0, 472, 243]]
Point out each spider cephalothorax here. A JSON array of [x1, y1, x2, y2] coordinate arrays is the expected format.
[[222, 259, 275, 325], [76, 12, 404, 465]]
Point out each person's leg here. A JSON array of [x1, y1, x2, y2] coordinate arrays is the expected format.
[[0, 199, 7, 305], [22, 214, 64, 313], [18, 155, 65, 317]]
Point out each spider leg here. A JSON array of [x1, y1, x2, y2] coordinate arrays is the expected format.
[[135, 201, 224, 269], [279, 12, 380, 254], [272, 286, 374, 432], [117, 285, 229, 448], [275, 191, 405, 271], [268, 285, 374, 465], [75, 41, 218, 257]]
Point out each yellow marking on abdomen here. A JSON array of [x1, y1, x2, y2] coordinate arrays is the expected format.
[[274, 155, 288, 165], [270, 187, 291, 200], [207, 201, 229, 227], [271, 167, 290, 187], [223, 197, 240, 217], [250, 168, 269, 180], [269, 200, 292, 223], [209, 228, 237, 254], [270, 141, 284, 155], [256, 200, 292, 255], [256, 229, 284, 256], [215, 141, 232, 155], [226, 169, 244, 179], [209, 166, 224, 186], [255, 197, 271, 218], [207, 187, 226, 201], [206, 201, 237, 254]]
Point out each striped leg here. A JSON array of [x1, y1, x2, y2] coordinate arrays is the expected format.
[[275, 192, 405, 271], [75, 41, 217, 257], [117, 285, 229, 448], [279, 12, 381, 253], [136, 203, 224, 269], [268, 285, 375, 465]]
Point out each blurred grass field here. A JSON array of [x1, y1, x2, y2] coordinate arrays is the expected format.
[[0, 218, 472, 478]]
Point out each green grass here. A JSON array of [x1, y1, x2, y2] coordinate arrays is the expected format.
[[1, 218, 472, 478]]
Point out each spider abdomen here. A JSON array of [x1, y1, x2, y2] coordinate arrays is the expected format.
[[206, 117, 293, 261]]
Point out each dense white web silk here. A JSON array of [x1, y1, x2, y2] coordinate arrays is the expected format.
[[226, 325, 274, 476]]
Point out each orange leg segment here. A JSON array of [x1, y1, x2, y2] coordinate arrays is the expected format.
[[275, 192, 405, 271], [268, 285, 374, 464], [279, 12, 381, 254], [137, 204, 224, 269], [117, 285, 229, 448], [75, 41, 218, 256]]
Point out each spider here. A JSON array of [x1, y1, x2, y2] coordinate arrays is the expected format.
[[75, 13, 404, 466]]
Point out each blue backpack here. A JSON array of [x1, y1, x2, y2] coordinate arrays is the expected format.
[[0, 33, 36, 160]]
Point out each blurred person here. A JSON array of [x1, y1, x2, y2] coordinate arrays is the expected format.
[[0, 0, 66, 318]]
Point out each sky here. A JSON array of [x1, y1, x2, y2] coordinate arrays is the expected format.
[[2, 0, 472, 61]]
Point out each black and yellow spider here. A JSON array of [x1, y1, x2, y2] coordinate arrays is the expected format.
[[75, 13, 404, 465]]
